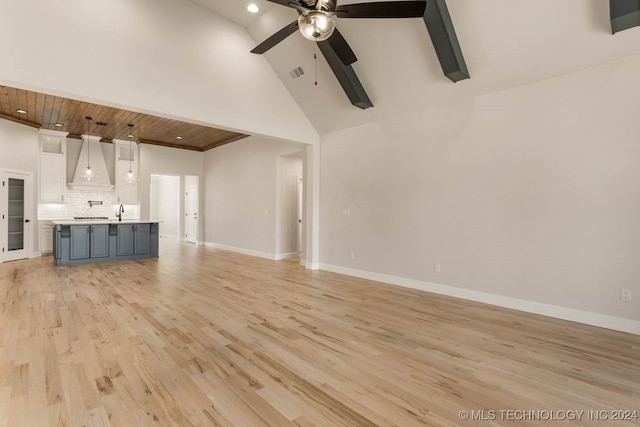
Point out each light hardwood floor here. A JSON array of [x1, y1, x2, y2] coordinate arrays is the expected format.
[[1, 239, 638, 426]]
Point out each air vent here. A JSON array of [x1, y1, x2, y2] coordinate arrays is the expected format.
[[289, 66, 305, 79]]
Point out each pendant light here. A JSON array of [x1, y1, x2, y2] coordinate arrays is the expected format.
[[78, 116, 99, 183], [121, 123, 139, 186]]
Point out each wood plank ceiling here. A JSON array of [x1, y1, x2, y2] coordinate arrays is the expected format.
[[0, 85, 247, 151]]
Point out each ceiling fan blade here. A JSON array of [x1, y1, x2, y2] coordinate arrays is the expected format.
[[334, 1, 426, 18], [265, 0, 312, 12], [317, 41, 373, 109], [288, 2, 311, 13], [326, 29, 357, 65], [266, 0, 299, 7], [251, 21, 300, 54]]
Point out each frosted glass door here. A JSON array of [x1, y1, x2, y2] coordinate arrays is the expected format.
[[2, 172, 31, 262], [7, 178, 25, 252]]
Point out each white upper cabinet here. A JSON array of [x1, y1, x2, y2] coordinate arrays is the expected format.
[[39, 130, 67, 203], [113, 139, 138, 205]]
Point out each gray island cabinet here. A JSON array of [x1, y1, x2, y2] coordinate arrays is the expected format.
[[53, 220, 158, 266]]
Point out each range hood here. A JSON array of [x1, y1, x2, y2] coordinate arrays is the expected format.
[[69, 135, 114, 190]]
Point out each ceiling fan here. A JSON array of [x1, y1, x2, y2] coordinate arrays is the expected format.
[[251, 0, 427, 67]]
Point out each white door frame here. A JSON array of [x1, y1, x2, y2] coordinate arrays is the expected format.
[[297, 175, 303, 255], [185, 182, 198, 244], [1, 170, 33, 262]]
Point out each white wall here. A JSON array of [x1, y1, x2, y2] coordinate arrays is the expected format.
[[276, 155, 303, 258], [159, 176, 180, 238], [150, 175, 180, 238], [320, 56, 640, 332], [139, 145, 203, 242], [0, 0, 318, 145], [0, 120, 39, 254], [203, 136, 303, 258], [0, 121, 39, 174], [150, 177, 160, 221]]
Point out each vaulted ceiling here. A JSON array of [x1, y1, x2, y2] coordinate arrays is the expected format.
[[196, 0, 640, 134], [1, 0, 639, 145]]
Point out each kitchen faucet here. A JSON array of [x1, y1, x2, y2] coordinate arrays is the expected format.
[[116, 205, 124, 222]]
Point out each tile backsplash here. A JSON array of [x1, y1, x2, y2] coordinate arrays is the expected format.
[[38, 189, 139, 220]]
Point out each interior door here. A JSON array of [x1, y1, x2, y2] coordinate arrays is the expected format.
[[1, 172, 32, 262], [185, 184, 198, 244]]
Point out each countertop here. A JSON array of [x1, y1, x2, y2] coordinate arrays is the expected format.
[[51, 219, 159, 225]]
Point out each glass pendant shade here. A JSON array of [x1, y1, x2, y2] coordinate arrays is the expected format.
[[78, 165, 99, 183], [298, 10, 336, 41], [121, 169, 139, 186], [121, 123, 138, 186], [77, 122, 99, 183]]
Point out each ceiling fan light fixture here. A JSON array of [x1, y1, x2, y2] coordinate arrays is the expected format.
[[298, 10, 336, 41]]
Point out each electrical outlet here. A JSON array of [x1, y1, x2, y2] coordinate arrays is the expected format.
[[620, 288, 632, 302], [434, 263, 441, 273], [350, 251, 355, 260], [342, 208, 351, 216]]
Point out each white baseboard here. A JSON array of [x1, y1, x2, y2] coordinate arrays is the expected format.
[[319, 263, 640, 336], [161, 234, 181, 240], [204, 242, 277, 260], [275, 252, 298, 261], [301, 258, 318, 269]]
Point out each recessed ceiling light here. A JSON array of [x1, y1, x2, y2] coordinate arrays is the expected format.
[[16, 109, 27, 114], [176, 136, 183, 140], [54, 123, 63, 127], [247, 3, 259, 13]]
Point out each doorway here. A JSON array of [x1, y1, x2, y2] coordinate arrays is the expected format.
[[1, 171, 32, 262], [276, 154, 303, 259]]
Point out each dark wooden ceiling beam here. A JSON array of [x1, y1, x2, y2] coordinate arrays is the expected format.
[[317, 41, 373, 110], [610, 0, 640, 33], [139, 138, 205, 152], [0, 112, 40, 129], [422, 0, 469, 83]]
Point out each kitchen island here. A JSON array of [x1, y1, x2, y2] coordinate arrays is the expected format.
[[52, 220, 159, 266]]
